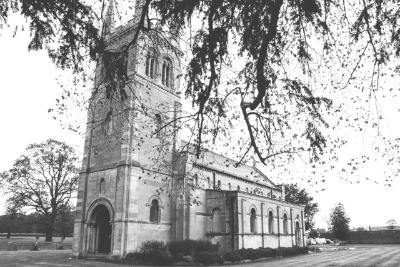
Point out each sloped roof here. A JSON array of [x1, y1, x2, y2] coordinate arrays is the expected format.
[[180, 141, 277, 189]]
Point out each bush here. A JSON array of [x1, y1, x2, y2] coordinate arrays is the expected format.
[[260, 247, 276, 257], [167, 239, 218, 259], [167, 239, 194, 256], [245, 248, 260, 260], [276, 247, 308, 256], [192, 240, 219, 254], [195, 252, 223, 265], [223, 251, 243, 262], [148, 249, 173, 265], [141, 240, 166, 253], [237, 248, 248, 259], [125, 252, 143, 263]]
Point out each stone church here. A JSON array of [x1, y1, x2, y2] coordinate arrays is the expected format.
[[72, 0, 305, 258]]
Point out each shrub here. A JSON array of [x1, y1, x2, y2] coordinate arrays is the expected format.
[[140, 240, 166, 253], [148, 249, 173, 265], [276, 247, 308, 257], [167, 239, 194, 256], [258, 247, 276, 257], [192, 240, 218, 254], [237, 248, 248, 259], [195, 252, 223, 265], [223, 251, 243, 262], [167, 239, 218, 258], [245, 248, 260, 260], [125, 252, 143, 263]]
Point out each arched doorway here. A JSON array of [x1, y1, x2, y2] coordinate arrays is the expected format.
[[88, 204, 112, 254], [295, 221, 301, 246]]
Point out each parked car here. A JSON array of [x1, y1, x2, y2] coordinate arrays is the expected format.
[[307, 238, 317, 245], [325, 239, 333, 244]]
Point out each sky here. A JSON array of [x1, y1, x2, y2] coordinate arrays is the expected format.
[[1, 15, 400, 231]]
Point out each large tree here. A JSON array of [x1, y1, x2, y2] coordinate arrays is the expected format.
[[0, 139, 79, 241], [1, 0, 400, 182], [329, 202, 351, 241], [284, 183, 319, 230]]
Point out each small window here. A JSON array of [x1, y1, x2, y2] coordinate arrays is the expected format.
[[268, 211, 274, 233], [237, 185, 240, 191], [99, 178, 105, 194], [217, 180, 221, 189], [228, 183, 231, 190], [283, 213, 288, 234], [150, 199, 160, 223], [250, 208, 256, 233]]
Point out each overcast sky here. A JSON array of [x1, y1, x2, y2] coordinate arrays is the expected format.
[[1, 17, 400, 230]]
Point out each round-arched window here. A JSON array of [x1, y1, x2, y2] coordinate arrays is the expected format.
[[268, 211, 274, 233], [150, 199, 160, 223], [250, 208, 256, 233]]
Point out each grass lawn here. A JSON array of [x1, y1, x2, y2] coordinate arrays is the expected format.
[[0, 236, 72, 251]]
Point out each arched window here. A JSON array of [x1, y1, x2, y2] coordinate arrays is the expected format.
[[217, 180, 221, 189], [228, 183, 231, 190], [211, 208, 222, 233], [149, 199, 160, 223], [250, 208, 256, 233], [162, 58, 173, 88], [99, 178, 105, 194], [207, 177, 211, 188], [283, 213, 288, 234], [145, 51, 157, 78], [295, 221, 301, 246], [268, 211, 274, 233], [237, 185, 240, 191]]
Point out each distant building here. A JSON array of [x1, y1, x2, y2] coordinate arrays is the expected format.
[[368, 220, 400, 231]]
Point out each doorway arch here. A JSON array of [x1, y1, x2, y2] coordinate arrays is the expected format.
[[87, 202, 113, 254]]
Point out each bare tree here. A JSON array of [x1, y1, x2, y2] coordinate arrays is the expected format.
[[0, 139, 79, 241]]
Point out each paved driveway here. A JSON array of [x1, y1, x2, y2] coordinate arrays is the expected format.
[[0, 245, 399, 267]]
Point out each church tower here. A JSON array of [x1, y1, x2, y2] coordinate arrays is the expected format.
[[72, 0, 183, 258]]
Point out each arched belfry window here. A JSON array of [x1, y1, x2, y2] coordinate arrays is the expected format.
[[99, 178, 105, 194], [250, 208, 256, 233], [149, 199, 160, 223], [146, 50, 157, 78], [162, 58, 173, 88], [283, 213, 288, 234], [268, 211, 274, 233]]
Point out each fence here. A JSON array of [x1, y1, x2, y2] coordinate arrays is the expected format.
[[349, 230, 400, 244]]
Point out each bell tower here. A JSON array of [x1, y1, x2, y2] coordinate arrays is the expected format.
[[73, 0, 183, 258]]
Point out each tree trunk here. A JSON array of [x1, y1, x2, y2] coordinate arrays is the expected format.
[[45, 215, 56, 242]]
